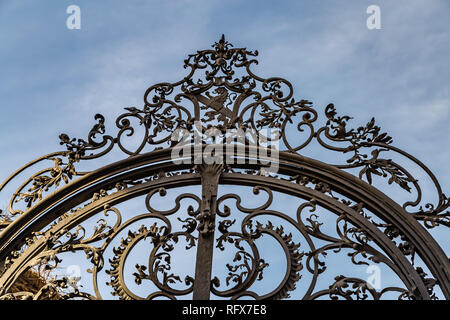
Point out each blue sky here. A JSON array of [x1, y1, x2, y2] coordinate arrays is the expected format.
[[1, 0, 449, 183], [0, 0, 448, 299]]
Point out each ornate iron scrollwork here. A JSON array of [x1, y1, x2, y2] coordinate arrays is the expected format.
[[0, 36, 448, 300]]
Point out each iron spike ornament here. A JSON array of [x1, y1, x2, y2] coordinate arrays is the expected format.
[[0, 36, 448, 300]]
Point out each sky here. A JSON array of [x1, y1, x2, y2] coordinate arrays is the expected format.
[[0, 0, 448, 299]]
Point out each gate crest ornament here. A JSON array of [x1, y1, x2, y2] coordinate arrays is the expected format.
[[0, 36, 448, 300]]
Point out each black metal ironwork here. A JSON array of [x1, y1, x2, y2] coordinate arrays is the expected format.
[[0, 36, 448, 300]]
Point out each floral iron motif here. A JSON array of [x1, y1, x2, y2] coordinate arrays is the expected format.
[[0, 35, 447, 229], [0, 36, 448, 300]]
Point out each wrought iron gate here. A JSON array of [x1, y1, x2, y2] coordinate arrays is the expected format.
[[0, 36, 448, 300]]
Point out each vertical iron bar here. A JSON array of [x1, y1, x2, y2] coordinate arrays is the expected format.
[[192, 164, 222, 300]]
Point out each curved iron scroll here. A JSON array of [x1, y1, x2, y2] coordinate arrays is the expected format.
[[0, 36, 448, 300]]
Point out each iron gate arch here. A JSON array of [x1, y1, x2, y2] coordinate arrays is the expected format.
[[0, 36, 448, 300]]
